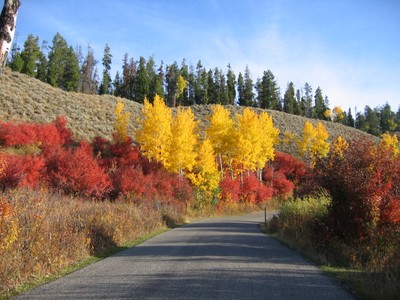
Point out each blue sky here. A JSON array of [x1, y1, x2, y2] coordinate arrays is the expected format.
[[14, 0, 400, 113]]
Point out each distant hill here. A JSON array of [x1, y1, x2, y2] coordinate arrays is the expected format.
[[0, 68, 374, 156]]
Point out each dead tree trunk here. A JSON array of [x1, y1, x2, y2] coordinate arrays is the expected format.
[[0, 0, 21, 76]]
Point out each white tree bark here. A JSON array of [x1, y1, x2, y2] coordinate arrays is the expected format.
[[0, 0, 21, 75]]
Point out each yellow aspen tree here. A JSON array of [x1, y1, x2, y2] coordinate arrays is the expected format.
[[187, 139, 220, 197], [297, 121, 316, 159], [332, 136, 349, 158], [233, 108, 262, 175], [165, 107, 198, 176], [297, 121, 329, 166], [113, 100, 130, 143], [310, 122, 330, 164], [206, 105, 235, 175], [379, 133, 399, 156], [257, 111, 280, 168], [332, 106, 345, 122], [136, 95, 172, 165], [323, 109, 332, 121]]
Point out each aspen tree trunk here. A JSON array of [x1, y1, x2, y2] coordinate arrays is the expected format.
[[0, 0, 21, 76]]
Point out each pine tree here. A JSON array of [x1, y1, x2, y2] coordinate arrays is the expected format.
[[36, 40, 48, 82], [226, 64, 236, 105], [20, 34, 40, 77], [165, 61, 179, 107], [179, 59, 189, 105], [62, 46, 80, 91], [256, 70, 280, 110], [8, 40, 23, 72], [237, 72, 245, 106], [47, 32, 69, 88], [345, 108, 355, 127], [99, 43, 112, 95], [147, 56, 164, 102], [303, 82, 313, 117], [243, 65, 255, 106], [313, 86, 325, 119], [133, 56, 150, 103], [283, 82, 297, 114]]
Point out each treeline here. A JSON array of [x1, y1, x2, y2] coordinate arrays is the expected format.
[[8, 32, 400, 135]]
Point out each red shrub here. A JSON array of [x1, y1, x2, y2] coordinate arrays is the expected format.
[[263, 167, 295, 197], [0, 154, 45, 188], [273, 152, 306, 182], [112, 166, 150, 198], [240, 174, 273, 203], [315, 139, 400, 242], [0, 116, 72, 147], [219, 176, 241, 202], [45, 142, 111, 199]]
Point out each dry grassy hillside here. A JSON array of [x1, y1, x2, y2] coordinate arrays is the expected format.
[[0, 68, 373, 155]]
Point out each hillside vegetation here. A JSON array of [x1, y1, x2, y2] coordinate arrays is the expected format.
[[0, 68, 373, 156]]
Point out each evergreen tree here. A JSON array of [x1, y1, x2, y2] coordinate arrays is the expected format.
[[62, 46, 80, 91], [237, 72, 245, 106], [165, 61, 179, 107], [283, 82, 297, 114], [113, 71, 123, 97], [194, 60, 205, 104], [303, 82, 313, 117], [99, 43, 112, 95], [313, 86, 325, 119], [147, 56, 164, 101], [365, 106, 381, 136], [179, 59, 189, 105], [226, 64, 236, 105], [345, 108, 355, 127], [47, 32, 69, 88], [243, 65, 255, 106], [218, 69, 228, 104], [8, 40, 23, 72], [256, 70, 280, 110], [296, 89, 304, 116], [36, 40, 48, 82], [207, 69, 216, 104], [187, 64, 196, 106], [133, 56, 150, 103], [379, 103, 396, 132], [20, 34, 40, 77], [120, 53, 136, 100]]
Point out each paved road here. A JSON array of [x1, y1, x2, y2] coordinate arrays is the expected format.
[[16, 212, 355, 299]]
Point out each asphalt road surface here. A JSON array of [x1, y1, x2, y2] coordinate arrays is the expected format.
[[16, 212, 355, 299]]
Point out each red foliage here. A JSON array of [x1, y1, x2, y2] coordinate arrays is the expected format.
[[240, 174, 273, 203], [45, 142, 112, 199], [0, 154, 45, 188], [263, 167, 295, 197], [219, 176, 241, 202], [0, 116, 72, 147], [273, 152, 306, 182], [315, 139, 400, 242]]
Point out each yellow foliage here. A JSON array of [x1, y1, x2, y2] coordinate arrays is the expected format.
[[0, 154, 7, 179], [332, 106, 345, 122], [297, 121, 330, 166], [379, 133, 399, 156], [177, 75, 187, 98], [206, 105, 236, 172], [332, 136, 349, 158], [187, 139, 220, 194], [165, 107, 198, 176], [0, 199, 19, 253], [136, 95, 172, 165], [323, 109, 332, 120], [233, 108, 279, 175], [258, 111, 280, 169], [113, 100, 130, 143]]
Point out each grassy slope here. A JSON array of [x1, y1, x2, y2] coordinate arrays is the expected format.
[[0, 68, 374, 155]]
